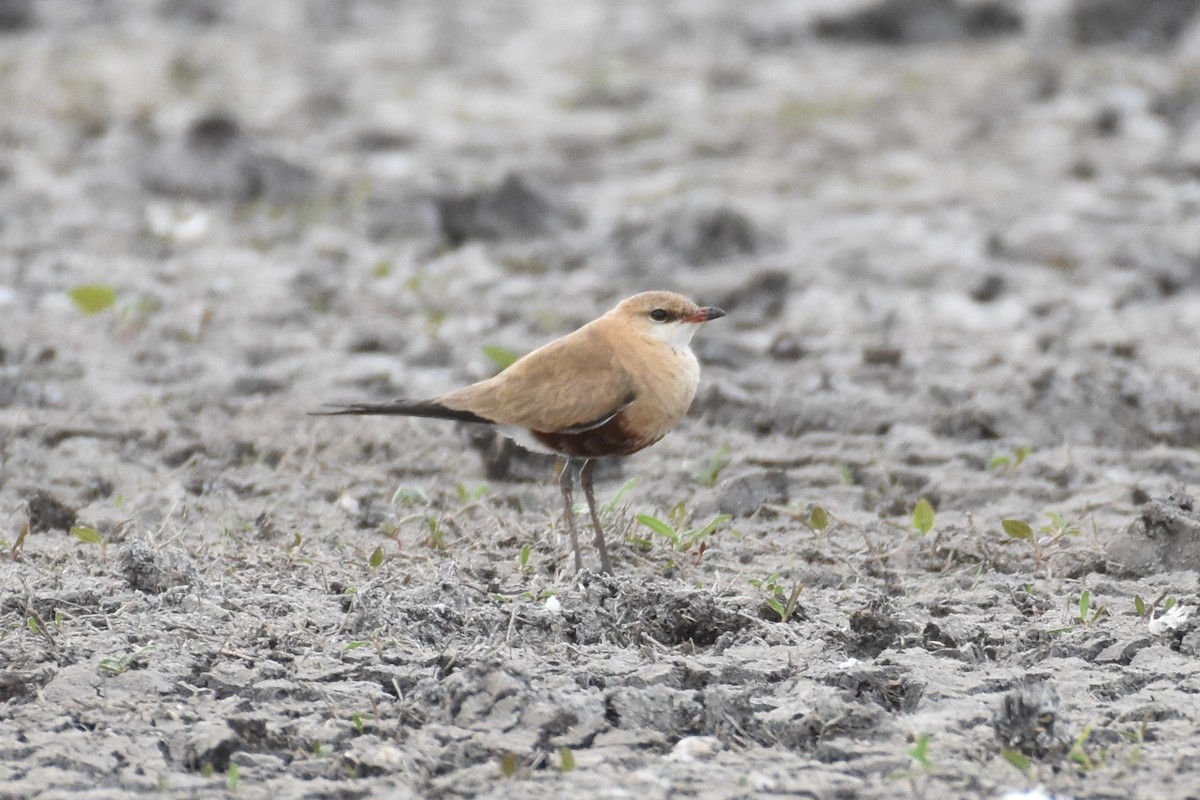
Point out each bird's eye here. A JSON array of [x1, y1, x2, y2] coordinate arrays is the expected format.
[[649, 308, 669, 322]]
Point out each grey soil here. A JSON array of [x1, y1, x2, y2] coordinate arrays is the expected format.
[[3, 1, 1200, 798]]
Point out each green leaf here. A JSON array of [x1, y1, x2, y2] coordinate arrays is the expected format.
[[227, 762, 240, 792], [483, 345, 520, 370], [694, 446, 731, 486], [907, 733, 932, 769], [1002, 519, 1033, 541], [391, 485, 430, 508], [559, 745, 576, 773], [518, 543, 532, 569], [695, 514, 732, 538], [809, 506, 829, 531], [988, 456, 1011, 470], [499, 752, 520, 778], [1013, 445, 1033, 465], [71, 525, 104, 544], [912, 498, 935, 535], [368, 546, 385, 569], [1164, 596, 1177, 612], [601, 477, 638, 516], [68, 284, 117, 315], [1001, 748, 1033, 776], [1079, 590, 1091, 621], [456, 482, 489, 503], [1134, 595, 1146, 617], [26, 616, 42, 635], [636, 514, 676, 540]]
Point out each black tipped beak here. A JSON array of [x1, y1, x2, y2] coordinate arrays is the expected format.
[[685, 306, 725, 323]]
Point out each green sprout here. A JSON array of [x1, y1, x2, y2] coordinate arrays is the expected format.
[[694, 445, 731, 487], [482, 345, 520, 371], [911, 498, 935, 536], [748, 572, 804, 623], [1001, 512, 1081, 573], [634, 503, 730, 553], [989, 445, 1033, 472], [68, 284, 117, 315]]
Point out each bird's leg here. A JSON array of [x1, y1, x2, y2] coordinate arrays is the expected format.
[[580, 459, 613, 574], [558, 458, 584, 572]]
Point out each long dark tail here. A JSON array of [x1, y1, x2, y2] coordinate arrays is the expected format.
[[310, 400, 493, 425]]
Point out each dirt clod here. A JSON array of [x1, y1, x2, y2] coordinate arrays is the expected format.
[[26, 490, 77, 533]]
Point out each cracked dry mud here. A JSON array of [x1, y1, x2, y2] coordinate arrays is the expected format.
[[3, 1, 1200, 798]]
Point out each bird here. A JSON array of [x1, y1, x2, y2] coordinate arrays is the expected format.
[[314, 291, 726, 573]]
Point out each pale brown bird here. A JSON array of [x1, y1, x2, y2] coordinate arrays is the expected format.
[[315, 291, 725, 572]]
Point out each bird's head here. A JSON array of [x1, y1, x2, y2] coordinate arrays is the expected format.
[[610, 291, 726, 350]]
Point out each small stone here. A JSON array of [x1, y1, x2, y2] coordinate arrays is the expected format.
[[169, 720, 239, 772], [666, 735, 724, 762], [717, 470, 789, 517], [436, 173, 579, 246], [862, 345, 902, 366], [26, 490, 77, 533], [768, 332, 807, 361]]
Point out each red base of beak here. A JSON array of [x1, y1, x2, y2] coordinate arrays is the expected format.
[[686, 306, 726, 323]]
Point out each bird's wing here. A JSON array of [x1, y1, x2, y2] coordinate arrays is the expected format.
[[437, 324, 636, 433]]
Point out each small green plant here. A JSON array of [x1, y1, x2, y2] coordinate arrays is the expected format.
[[599, 476, 638, 518], [352, 713, 366, 734], [391, 485, 431, 508], [1134, 591, 1176, 620], [1068, 722, 1103, 772], [68, 284, 117, 315], [1048, 590, 1107, 634], [71, 525, 104, 545], [482, 345, 520, 371], [423, 516, 447, 550], [693, 445, 731, 487], [808, 505, 829, 532], [313, 742, 332, 758], [1001, 512, 1081, 572], [889, 733, 933, 792], [634, 504, 730, 553], [227, 762, 240, 792], [517, 543, 533, 574], [911, 498, 935, 536], [368, 546, 385, 569], [1119, 713, 1151, 766], [1000, 747, 1035, 779], [763, 502, 831, 533], [99, 647, 149, 676], [456, 483, 490, 503], [989, 445, 1033, 472], [748, 572, 804, 623], [9, 518, 30, 559], [559, 746, 576, 773], [499, 752, 521, 778]]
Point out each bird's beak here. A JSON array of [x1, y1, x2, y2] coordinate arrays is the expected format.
[[685, 306, 726, 324]]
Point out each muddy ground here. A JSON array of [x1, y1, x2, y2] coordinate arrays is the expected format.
[[3, 1, 1200, 798]]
